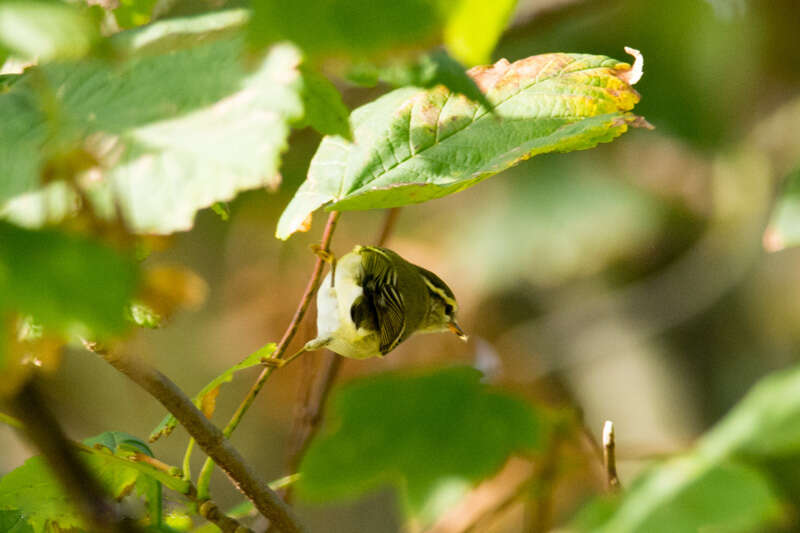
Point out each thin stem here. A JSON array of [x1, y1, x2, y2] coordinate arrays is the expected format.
[[0, 411, 23, 429], [602, 420, 621, 492], [7, 381, 140, 533], [282, 208, 402, 502], [85, 341, 306, 533], [182, 438, 196, 482], [375, 207, 401, 248], [196, 211, 340, 499]]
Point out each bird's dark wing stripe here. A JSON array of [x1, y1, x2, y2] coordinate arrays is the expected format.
[[361, 248, 407, 355]]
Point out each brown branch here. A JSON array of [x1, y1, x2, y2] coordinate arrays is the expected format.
[[602, 420, 621, 492], [196, 211, 340, 499], [85, 341, 306, 533], [6, 381, 140, 533], [282, 207, 403, 501], [198, 500, 254, 533], [427, 458, 535, 533]]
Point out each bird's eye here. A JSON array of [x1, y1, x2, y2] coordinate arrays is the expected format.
[[444, 303, 454, 315]]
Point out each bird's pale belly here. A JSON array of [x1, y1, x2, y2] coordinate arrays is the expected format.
[[313, 256, 382, 359]]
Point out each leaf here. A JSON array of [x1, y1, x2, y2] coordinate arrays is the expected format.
[[249, 0, 445, 58], [0, 1, 99, 62], [443, 0, 517, 66], [572, 363, 800, 533], [574, 460, 784, 533], [297, 64, 352, 139], [0, 432, 179, 532], [0, 457, 84, 533], [149, 343, 276, 442], [0, 510, 34, 533], [297, 366, 544, 518], [763, 167, 800, 252], [0, 221, 138, 338], [112, 0, 159, 29], [349, 50, 491, 110], [277, 49, 646, 239], [0, 10, 307, 235]]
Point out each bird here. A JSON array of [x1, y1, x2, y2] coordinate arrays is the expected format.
[[303, 245, 466, 359]]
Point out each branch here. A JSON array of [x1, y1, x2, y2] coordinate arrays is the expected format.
[[283, 208, 402, 499], [602, 420, 621, 492], [6, 381, 140, 533], [427, 458, 535, 533], [196, 211, 340, 498], [85, 341, 306, 533]]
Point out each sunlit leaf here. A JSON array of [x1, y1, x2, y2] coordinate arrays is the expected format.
[[149, 344, 275, 442], [297, 64, 352, 139], [0, 10, 308, 235], [443, 0, 517, 66], [0, 222, 138, 338], [0, 1, 99, 62], [278, 49, 646, 239], [298, 366, 545, 518]]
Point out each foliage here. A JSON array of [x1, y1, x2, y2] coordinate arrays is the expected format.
[[278, 50, 643, 238], [298, 366, 545, 518], [571, 364, 800, 533], [2, 1, 799, 533], [0, 432, 167, 532]]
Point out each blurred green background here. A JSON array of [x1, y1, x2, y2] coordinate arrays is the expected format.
[[3, 0, 800, 531]]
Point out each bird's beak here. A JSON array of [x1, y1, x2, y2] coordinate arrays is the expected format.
[[448, 321, 468, 342]]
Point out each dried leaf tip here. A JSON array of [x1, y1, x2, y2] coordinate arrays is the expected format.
[[621, 47, 643, 85]]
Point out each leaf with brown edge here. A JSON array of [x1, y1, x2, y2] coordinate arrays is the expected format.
[[277, 48, 648, 239]]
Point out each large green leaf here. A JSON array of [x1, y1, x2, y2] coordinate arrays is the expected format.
[[149, 343, 275, 442], [277, 49, 645, 239], [572, 363, 800, 533], [0, 222, 138, 337], [0, 1, 99, 62], [0, 9, 331, 235], [297, 366, 544, 517]]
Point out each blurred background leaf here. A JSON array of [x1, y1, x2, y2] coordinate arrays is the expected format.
[[298, 366, 545, 524]]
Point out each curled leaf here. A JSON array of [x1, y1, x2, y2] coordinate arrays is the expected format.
[[278, 49, 646, 239]]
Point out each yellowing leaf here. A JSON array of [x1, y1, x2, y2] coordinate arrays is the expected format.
[[278, 49, 647, 239]]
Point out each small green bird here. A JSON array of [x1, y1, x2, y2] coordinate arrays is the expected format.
[[305, 245, 466, 359]]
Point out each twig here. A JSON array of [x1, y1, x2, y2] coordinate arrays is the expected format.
[[198, 500, 254, 533], [6, 381, 140, 533], [602, 420, 621, 492], [427, 457, 535, 533], [84, 341, 306, 533], [375, 207, 401, 248], [196, 211, 340, 499], [282, 207, 403, 500]]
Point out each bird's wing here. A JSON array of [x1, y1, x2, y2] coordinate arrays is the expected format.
[[360, 247, 406, 355]]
